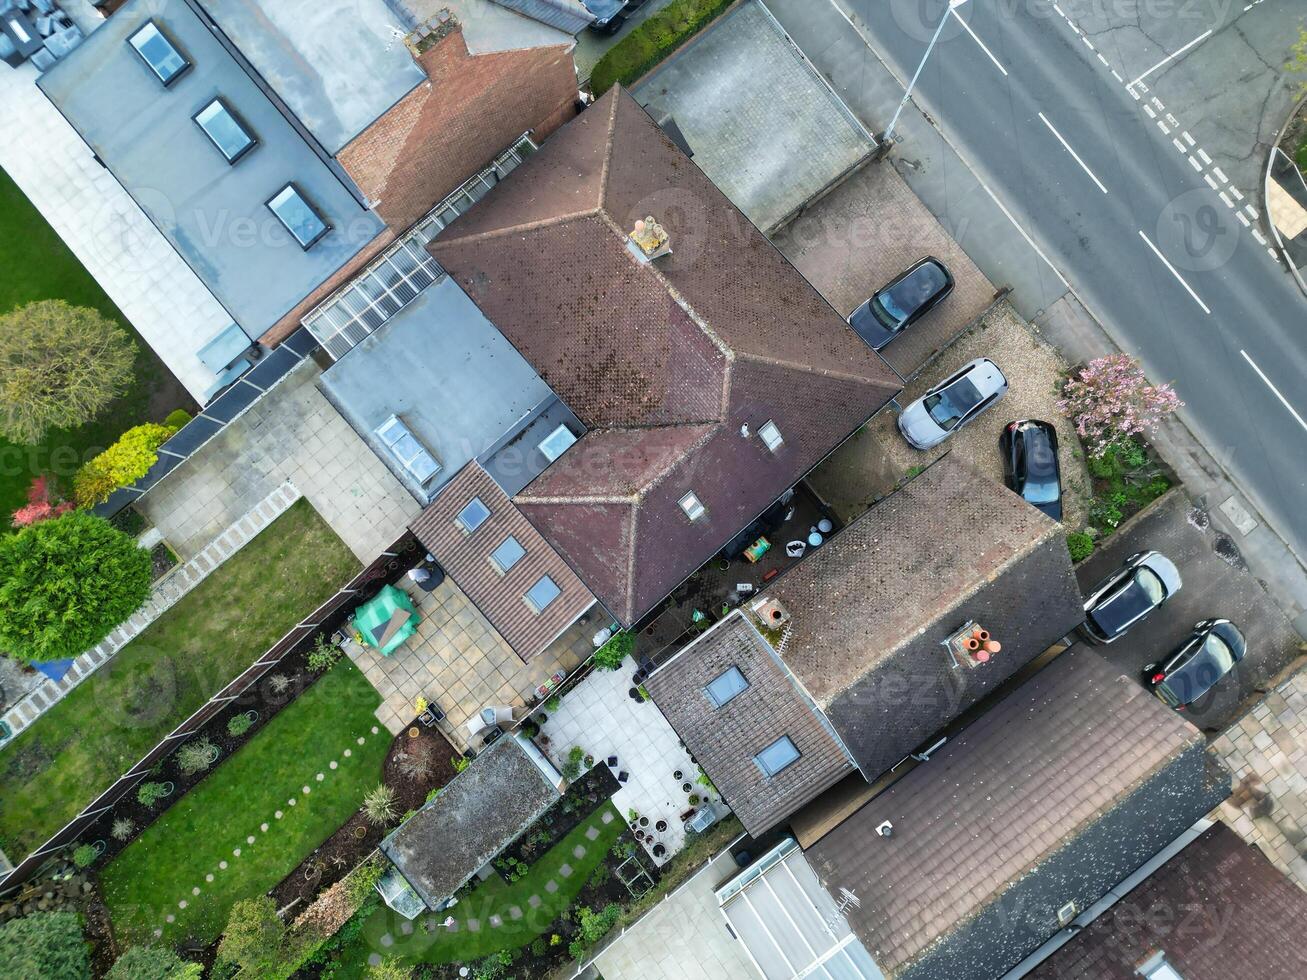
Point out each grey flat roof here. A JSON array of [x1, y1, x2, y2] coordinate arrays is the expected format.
[[39, 0, 383, 336], [319, 276, 556, 502], [197, 0, 425, 154]]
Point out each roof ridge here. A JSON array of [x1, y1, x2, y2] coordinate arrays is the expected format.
[[733, 348, 899, 391], [432, 207, 601, 249], [633, 423, 720, 503], [515, 492, 639, 506], [597, 87, 621, 200]]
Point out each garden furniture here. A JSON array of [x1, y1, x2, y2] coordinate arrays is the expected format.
[[617, 770, 629, 783], [607, 756, 618, 768]]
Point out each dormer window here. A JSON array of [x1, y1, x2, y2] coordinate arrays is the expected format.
[[194, 99, 256, 164], [679, 491, 705, 522], [455, 497, 490, 534], [129, 21, 190, 86], [758, 420, 783, 452]]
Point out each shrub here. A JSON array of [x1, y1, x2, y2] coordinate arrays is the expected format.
[[73, 423, 178, 507], [0, 511, 151, 663], [452, 755, 471, 773], [567, 903, 622, 958], [216, 897, 288, 976], [1057, 354, 1181, 457], [267, 673, 291, 695], [544, 694, 561, 713], [308, 633, 343, 673], [530, 937, 547, 957], [1066, 532, 1094, 563], [0, 299, 136, 445], [177, 736, 219, 775], [593, 630, 634, 670], [696, 770, 717, 794], [111, 817, 135, 842], [0, 910, 89, 979], [227, 712, 254, 738], [71, 844, 98, 868], [562, 745, 585, 781], [472, 950, 513, 980], [425, 786, 441, 804], [590, 0, 735, 95], [366, 957, 411, 980], [163, 408, 193, 430], [394, 741, 434, 781], [362, 784, 398, 826], [344, 858, 387, 906], [11, 476, 74, 529], [107, 945, 198, 980], [521, 718, 540, 739], [136, 782, 169, 808]]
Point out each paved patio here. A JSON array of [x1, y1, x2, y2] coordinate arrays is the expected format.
[[348, 575, 593, 750], [537, 657, 724, 865], [139, 359, 420, 564]]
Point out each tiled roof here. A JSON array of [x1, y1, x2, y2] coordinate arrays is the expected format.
[[410, 463, 594, 660], [806, 649, 1229, 980], [1029, 822, 1307, 979], [645, 612, 854, 837], [431, 88, 901, 624]]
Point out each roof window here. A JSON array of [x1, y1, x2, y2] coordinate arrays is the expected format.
[[455, 497, 491, 534], [489, 536, 526, 575], [759, 420, 784, 452], [538, 424, 577, 462], [1137, 953, 1184, 980], [267, 183, 329, 249], [705, 666, 748, 708], [129, 21, 190, 86], [524, 575, 561, 614], [194, 99, 256, 163], [374, 416, 441, 485], [754, 736, 800, 777], [679, 491, 705, 522]]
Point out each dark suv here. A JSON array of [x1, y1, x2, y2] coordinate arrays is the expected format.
[[1000, 419, 1063, 520], [848, 257, 953, 350]]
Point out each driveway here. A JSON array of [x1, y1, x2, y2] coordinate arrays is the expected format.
[[1075, 491, 1303, 734]]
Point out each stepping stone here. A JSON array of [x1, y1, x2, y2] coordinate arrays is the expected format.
[[316, 773, 324, 781], [303, 786, 311, 794], [467, 918, 481, 932], [344, 748, 352, 757], [379, 934, 394, 948], [400, 921, 414, 935], [247, 836, 255, 844], [573, 844, 586, 858], [601, 810, 614, 824], [528, 895, 542, 908], [357, 737, 365, 745], [447, 920, 460, 932], [372, 726, 380, 734], [545, 880, 559, 893], [261, 823, 269, 832], [330, 761, 338, 769], [288, 798, 296, 806], [275, 810, 283, 819], [165, 915, 175, 923], [206, 874, 214, 882], [490, 915, 502, 927], [509, 906, 523, 920], [220, 861, 228, 869], [368, 954, 382, 967], [154, 929, 163, 938], [178, 900, 187, 909], [585, 827, 600, 840], [559, 864, 573, 878], [192, 887, 201, 896]]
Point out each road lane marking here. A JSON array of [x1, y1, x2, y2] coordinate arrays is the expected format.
[[1128, 30, 1213, 89], [1212, 166, 1228, 183], [1203, 173, 1219, 190], [1038, 112, 1108, 193], [1236, 211, 1251, 227], [951, 8, 1008, 76], [1196, 148, 1212, 165], [1143, 104, 1156, 118], [1172, 137, 1187, 153], [1188, 156, 1204, 172], [1219, 190, 1234, 208], [1241, 350, 1307, 433], [1182, 132, 1196, 146], [1138, 231, 1211, 314]]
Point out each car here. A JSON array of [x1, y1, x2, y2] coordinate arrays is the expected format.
[[584, 0, 627, 34], [999, 419, 1063, 520], [1080, 551, 1182, 644], [848, 257, 954, 350], [897, 357, 1008, 450], [1143, 620, 1246, 710]]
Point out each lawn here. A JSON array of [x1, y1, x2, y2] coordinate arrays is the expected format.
[[101, 659, 388, 946], [0, 498, 361, 854], [334, 802, 626, 974], [0, 167, 193, 520]]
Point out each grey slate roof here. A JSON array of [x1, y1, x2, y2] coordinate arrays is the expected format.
[[645, 612, 854, 837], [769, 455, 1086, 779], [380, 736, 559, 908], [806, 649, 1230, 980], [38, 0, 383, 337]]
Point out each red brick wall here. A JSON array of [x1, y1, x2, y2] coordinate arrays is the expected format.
[[337, 27, 579, 233]]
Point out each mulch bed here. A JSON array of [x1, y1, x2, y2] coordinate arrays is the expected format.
[[269, 725, 460, 914], [148, 542, 177, 582]]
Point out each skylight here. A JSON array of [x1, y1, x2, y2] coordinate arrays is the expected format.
[[524, 575, 561, 614], [129, 22, 190, 86], [705, 666, 748, 708], [490, 536, 526, 575], [456, 498, 491, 534], [374, 415, 441, 485], [194, 99, 255, 163], [759, 420, 784, 452], [679, 491, 705, 522], [754, 736, 800, 777], [267, 184, 329, 249], [538, 424, 577, 462]]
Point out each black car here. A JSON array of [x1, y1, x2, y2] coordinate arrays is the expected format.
[[1144, 620, 1247, 710], [584, 0, 628, 34], [999, 419, 1063, 520], [848, 257, 953, 350], [1080, 551, 1182, 644]]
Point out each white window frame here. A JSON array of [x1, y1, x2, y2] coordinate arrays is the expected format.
[[705, 666, 749, 708], [374, 415, 441, 485], [679, 491, 705, 522], [759, 420, 784, 452], [538, 424, 577, 462]]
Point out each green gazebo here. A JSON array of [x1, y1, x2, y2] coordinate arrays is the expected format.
[[352, 585, 419, 656]]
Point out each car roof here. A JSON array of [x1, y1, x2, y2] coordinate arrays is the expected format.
[[1138, 551, 1182, 596]]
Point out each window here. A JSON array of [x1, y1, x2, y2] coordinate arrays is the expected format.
[[489, 536, 526, 575], [266, 184, 329, 249], [129, 21, 190, 86], [1137, 953, 1184, 980], [538, 424, 577, 462], [758, 420, 784, 452], [705, 666, 748, 708], [524, 575, 561, 614], [456, 498, 491, 534], [754, 736, 800, 777], [374, 416, 441, 485], [679, 491, 705, 522], [193, 99, 256, 163]]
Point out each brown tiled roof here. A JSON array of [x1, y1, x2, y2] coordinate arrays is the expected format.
[[645, 611, 854, 837], [431, 88, 902, 624], [806, 649, 1228, 980], [1029, 822, 1307, 980], [769, 455, 1086, 778], [410, 463, 594, 660]]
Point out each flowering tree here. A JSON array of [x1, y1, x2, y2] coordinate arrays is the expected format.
[[1057, 354, 1182, 456], [11, 476, 74, 528]]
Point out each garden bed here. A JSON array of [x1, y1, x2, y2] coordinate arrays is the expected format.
[[590, 0, 736, 95], [496, 765, 618, 875]]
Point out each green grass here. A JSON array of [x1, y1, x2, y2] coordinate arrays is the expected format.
[[100, 660, 387, 946], [0, 498, 361, 854], [330, 803, 626, 975], [0, 167, 192, 520], [590, 0, 735, 95]]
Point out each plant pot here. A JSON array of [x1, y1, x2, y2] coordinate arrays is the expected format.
[[354, 825, 368, 840], [639, 817, 649, 828], [160, 782, 175, 797], [655, 820, 667, 833], [653, 844, 666, 857], [408, 727, 420, 738], [682, 782, 692, 793], [673, 769, 683, 781], [584, 755, 595, 768]]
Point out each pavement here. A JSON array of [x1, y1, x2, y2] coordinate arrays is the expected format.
[[1074, 491, 1303, 734]]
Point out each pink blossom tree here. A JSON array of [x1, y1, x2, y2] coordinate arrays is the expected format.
[[1057, 354, 1182, 457], [10, 475, 74, 528]]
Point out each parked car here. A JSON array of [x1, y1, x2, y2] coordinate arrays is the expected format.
[[999, 419, 1063, 520], [848, 257, 954, 350], [584, 0, 627, 34], [1080, 551, 1182, 644], [897, 357, 1008, 450], [1144, 620, 1246, 710]]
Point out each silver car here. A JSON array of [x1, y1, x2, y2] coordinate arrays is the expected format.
[[897, 358, 1008, 449], [1080, 550, 1183, 644]]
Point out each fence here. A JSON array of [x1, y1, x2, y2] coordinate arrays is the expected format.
[[0, 531, 424, 898]]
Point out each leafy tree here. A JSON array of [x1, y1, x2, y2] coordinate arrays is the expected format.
[[593, 630, 634, 670], [0, 911, 90, 979], [1057, 354, 1181, 457], [107, 945, 200, 980], [216, 897, 288, 976], [0, 511, 151, 662], [11, 476, 74, 528], [73, 423, 178, 507], [0, 300, 136, 445]]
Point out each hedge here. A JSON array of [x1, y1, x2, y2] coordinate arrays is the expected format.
[[590, 0, 737, 95]]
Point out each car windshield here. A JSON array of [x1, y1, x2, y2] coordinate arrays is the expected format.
[[873, 264, 946, 328], [1091, 567, 1165, 634], [870, 293, 907, 329], [1018, 433, 1060, 504], [924, 377, 982, 429]]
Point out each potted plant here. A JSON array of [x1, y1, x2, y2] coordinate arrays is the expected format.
[[639, 816, 649, 828], [688, 793, 700, 806], [627, 809, 639, 828], [177, 736, 220, 775]]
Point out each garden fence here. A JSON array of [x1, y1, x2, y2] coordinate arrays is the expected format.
[[0, 531, 423, 899]]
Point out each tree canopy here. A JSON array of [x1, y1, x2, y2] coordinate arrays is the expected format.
[[0, 911, 90, 979]]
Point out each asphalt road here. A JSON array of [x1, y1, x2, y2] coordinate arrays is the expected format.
[[831, 0, 1307, 559]]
